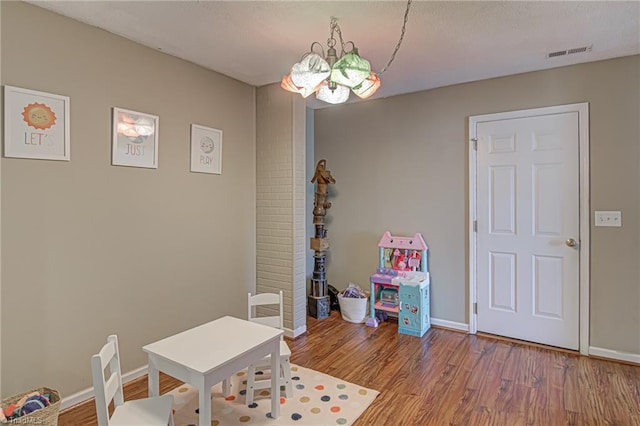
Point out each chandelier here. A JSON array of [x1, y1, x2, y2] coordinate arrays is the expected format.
[[281, 0, 412, 105]]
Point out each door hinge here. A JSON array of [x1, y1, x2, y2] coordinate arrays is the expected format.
[[471, 138, 478, 150], [473, 302, 478, 314], [473, 220, 477, 232]]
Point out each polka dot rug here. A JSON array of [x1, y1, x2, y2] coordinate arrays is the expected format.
[[168, 364, 379, 425]]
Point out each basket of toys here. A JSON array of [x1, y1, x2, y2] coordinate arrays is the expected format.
[[1, 387, 60, 425], [338, 283, 369, 323]]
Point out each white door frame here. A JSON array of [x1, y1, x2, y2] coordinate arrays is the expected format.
[[468, 103, 590, 355]]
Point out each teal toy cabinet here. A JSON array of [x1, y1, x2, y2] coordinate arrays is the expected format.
[[398, 274, 430, 337], [367, 232, 430, 336]]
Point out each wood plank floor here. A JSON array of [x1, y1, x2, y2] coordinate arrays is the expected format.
[[59, 311, 640, 425]]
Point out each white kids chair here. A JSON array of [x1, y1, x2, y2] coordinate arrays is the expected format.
[[245, 291, 293, 405], [91, 335, 175, 426]]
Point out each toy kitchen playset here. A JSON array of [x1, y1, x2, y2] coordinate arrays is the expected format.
[[366, 232, 431, 337]]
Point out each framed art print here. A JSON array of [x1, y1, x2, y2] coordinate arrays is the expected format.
[[112, 107, 159, 169], [190, 124, 222, 174], [3, 85, 70, 161]]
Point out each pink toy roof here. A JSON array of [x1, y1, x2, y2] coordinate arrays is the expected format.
[[378, 232, 428, 250]]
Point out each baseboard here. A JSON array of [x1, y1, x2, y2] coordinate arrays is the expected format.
[[430, 317, 469, 333], [60, 365, 148, 411], [286, 324, 306, 339], [589, 346, 640, 365]]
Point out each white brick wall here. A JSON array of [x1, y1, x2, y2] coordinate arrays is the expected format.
[[255, 85, 307, 335], [292, 96, 307, 334]]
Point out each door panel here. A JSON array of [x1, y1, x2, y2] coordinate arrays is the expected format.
[[490, 166, 516, 234], [489, 251, 516, 311], [476, 112, 579, 350]]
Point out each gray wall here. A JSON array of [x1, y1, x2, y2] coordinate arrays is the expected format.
[[315, 56, 640, 355], [0, 0, 3, 399], [305, 109, 315, 304], [1, 2, 256, 396]]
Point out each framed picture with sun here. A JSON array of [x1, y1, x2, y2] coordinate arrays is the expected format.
[[3, 85, 70, 161], [190, 124, 222, 174], [112, 107, 159, 169]]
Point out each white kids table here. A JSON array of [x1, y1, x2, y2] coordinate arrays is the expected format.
[[143, 315, 283, 426]]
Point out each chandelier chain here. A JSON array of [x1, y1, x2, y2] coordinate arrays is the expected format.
[[379, 0, 412, 75], [328, 17, 348, 56], [327, 19, 337, 49]]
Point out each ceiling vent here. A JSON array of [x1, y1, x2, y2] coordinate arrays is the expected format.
[[547, 45, 592, 59]]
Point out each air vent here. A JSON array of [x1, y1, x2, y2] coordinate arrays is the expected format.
[[547, 45, 592, 59], [548, 50, 567, 58], [567, 46, 591, 55]]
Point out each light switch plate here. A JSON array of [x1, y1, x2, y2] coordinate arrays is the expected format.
[[594, 211, 622, 227]]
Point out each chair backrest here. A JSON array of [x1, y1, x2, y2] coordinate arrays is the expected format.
[[91, 335, 125, 426], [248, 291, 283, 330]]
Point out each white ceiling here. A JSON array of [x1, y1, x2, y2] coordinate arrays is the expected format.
[[27, 1, 640, 108]]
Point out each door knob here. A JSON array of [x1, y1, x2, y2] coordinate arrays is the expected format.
[[565, 238, 578, 247]]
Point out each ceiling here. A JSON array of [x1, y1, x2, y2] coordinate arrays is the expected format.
[[27, 1, 640, 109]]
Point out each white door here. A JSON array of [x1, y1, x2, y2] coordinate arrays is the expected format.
[[474, 108, 582, 350]]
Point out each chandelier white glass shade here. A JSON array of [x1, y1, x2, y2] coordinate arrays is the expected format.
[[352, 72, 381, 99], [316, 80, 350, 104], [290, 52, 330, 95], [281, 1, 412, 105]]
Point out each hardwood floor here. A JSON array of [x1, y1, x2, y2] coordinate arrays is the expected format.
[[59, 312, 640, 425]]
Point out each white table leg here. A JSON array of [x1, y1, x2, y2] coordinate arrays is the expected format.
[[148, 359, 160, 397], [197, 377, 210, 426], [222, 378, 231, 396], [270, 343, 280, 419]]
